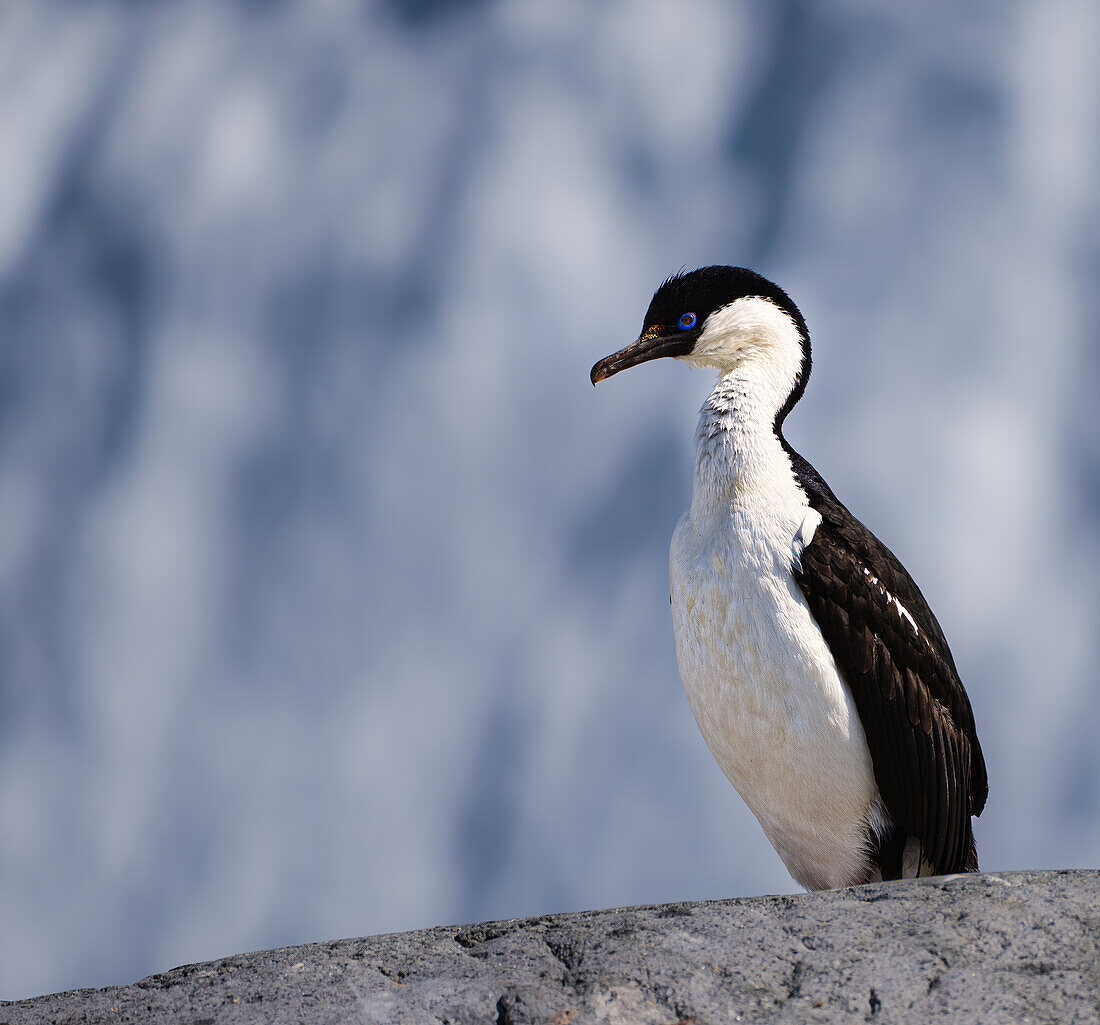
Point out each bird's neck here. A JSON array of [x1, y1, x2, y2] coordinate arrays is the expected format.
[[691, 366, 796, 516]]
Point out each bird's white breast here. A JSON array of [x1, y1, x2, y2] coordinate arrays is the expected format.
[[670, 431, 884, 890]]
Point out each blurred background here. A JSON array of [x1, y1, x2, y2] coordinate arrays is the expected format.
[[1, 0, 1097, 1001]]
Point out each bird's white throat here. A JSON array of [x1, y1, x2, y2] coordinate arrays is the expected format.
[[682, 296, 805, 505], [683, 295, 804, 399]]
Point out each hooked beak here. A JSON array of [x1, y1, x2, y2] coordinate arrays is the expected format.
[[590, 326, 698, 385]]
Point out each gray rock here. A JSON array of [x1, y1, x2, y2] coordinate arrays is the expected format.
[[4, 870, 1098, 1024]]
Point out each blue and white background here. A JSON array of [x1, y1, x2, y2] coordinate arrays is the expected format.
[[1, 0, 1098, 1001]]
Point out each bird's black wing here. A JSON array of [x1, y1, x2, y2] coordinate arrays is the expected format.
[[787, 450, 987, 875]]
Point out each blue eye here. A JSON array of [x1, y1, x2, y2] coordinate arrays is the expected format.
[[679, 312, 696, 330]]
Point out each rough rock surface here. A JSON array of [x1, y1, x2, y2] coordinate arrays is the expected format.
[[4, 870, 1098, 1024]]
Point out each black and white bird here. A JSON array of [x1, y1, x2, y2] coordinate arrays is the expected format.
[[591, 266, 987, 889]]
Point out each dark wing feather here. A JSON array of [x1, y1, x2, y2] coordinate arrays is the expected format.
[[787, 452, 987, 875]]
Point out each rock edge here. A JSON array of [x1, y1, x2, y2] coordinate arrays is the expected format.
[[3, 870, 1098, 1024]]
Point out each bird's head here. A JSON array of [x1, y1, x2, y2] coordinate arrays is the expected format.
[[590, 265, 812, 425]]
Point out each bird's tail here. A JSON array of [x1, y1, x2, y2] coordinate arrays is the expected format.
[[964, 834, 979, 873], [871, 824, 979, 880]]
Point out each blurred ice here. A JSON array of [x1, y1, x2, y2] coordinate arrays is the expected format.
[[0, 0, 1097, 1000]]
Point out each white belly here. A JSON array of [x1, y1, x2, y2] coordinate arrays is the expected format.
[[670, 503, 885, 890]]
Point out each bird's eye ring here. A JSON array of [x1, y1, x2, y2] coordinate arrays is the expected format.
[[678, 312, 696, 330]]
